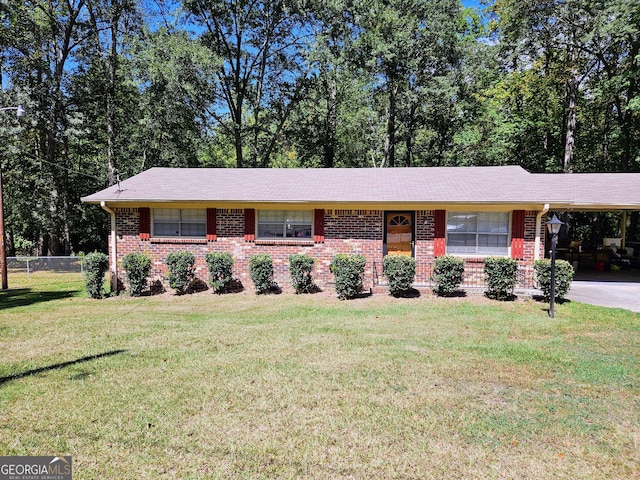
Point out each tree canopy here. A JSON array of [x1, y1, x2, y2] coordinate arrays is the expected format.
[[1, 0, 638, 254]]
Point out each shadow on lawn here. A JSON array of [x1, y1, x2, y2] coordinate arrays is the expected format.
[[0, 350, 127, 386], [390, 288, 422, 298], [0, 288, 80, 310]]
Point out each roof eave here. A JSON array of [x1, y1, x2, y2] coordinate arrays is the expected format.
[[84, 198, 550, 209], [550, 202, 640, 211]]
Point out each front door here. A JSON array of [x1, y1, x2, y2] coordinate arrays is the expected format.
[[385, 212, 414, 256]]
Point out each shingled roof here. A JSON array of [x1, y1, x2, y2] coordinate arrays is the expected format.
[[81, 166, 640, 209]]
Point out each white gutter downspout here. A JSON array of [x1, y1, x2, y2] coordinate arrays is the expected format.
[[100, 201, 118, 294], [535, 204, 550, 261]]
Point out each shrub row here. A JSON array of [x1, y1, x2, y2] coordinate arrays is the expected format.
[[85, 251, 316, 297], [289, 253, 316, 294], [430, 255, 465, 296], [533, 259, 574, 301], [484, 256, 519, 300], [205, 251, 234, 294], [84, 251, 573, 302], [382, 255, 416, 296], [429, 255, 573, 301], [121, 252, 152, 296], [97, 251, 367, 298], [249, 253, 274, 294], [166, 251, 196, 295], [83, 252, 109, 299], [331, 253, 367, 299]]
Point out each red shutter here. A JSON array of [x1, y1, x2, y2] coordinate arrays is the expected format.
[[511, 210, 525, 259], [206, 208, 217, 241], [313, 209, 325, 243], [244, 208, 255, 241], [139, 207, 151, 240], [433, 210, 446, 257]]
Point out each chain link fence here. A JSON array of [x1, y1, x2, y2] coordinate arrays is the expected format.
[[7, 256, 85, 277]]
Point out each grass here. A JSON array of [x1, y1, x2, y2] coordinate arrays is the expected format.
[[1, 271, 639, 479]]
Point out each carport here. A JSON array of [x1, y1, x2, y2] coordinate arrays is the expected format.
[[548, 210, 639, 272], [532, 172, 640, 311], [550, 208, 640, 312], [533, 172, 640, 270]]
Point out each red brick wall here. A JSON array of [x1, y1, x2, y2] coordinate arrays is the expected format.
[[111, 208, 541, 292], [113, 208, 385, 292]]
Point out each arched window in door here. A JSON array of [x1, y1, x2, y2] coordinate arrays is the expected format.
[[389, 215, 411, 226]]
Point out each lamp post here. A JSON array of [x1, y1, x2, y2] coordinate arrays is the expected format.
[[0, 105, 26, 290], [546, 214, 565, 318]]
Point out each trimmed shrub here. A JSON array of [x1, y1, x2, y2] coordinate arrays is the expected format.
[[288, 253, 316, 294], [121, 252, 151, 296], [484, 256, 519, 300], [205, 251, 235, 294], [249, 253, 274, 294], [330, 253, 367, 300], [165, 251, 196, 295], [383, 254, 416, 296], [533, 259, 574, 301], [431, 255, 465, 296], [83, 251, 109, 299]]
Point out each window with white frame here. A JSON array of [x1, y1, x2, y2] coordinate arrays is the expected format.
[[257, 210, 312, 239], [447, 212, 510, 255], [153, 209, 206, 237]]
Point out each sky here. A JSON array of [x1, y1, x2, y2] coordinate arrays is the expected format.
[[462, 1, 485, 9]]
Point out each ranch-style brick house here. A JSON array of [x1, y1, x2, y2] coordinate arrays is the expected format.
[[81, 166, 640, 293]]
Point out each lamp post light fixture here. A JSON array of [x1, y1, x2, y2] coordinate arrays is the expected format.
[[0, 105, 26, 290], [0, 105, 26, 117], [546, 214, 565, 318]]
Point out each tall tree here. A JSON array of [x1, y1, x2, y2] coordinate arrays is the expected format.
[[286, 0, 375, 168], [488, 0, 640, 173], [85, 0, 140, 186], [586, 0, 640, 172], [352, 0, 462, 167], [128, 25, 219, 171], [3, 0, 95, 254], [183, 0, 312, 168]]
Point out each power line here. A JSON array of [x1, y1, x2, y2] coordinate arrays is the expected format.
[[7, 150, 107, 183]]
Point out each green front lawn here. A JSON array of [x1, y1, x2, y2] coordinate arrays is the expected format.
[[1, 272, 639, 479]]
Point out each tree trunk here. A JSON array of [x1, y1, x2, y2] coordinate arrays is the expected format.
[[47, 103, 66, 256], [40, 233, 49, 257], [323, 74, 337, 168], [384, 81, 399, 168], [619, 118, 632, 172], [563, 38, 579, 174], [405, 135, 413, 167], [234, 120, 244, 168], [232, 62, 245, 168], [251, 105, 260, 167], [563, 75, 576, 173], [405, 104, 417, 167], [106, 4, 119, 185]]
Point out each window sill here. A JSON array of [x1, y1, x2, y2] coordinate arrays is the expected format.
[[150, 237, 208, 244], [255, 239, 315, 246], [448, 254, 509, 262]]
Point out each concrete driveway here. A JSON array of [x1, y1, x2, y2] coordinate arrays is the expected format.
[[566, 270, 640, 313]]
